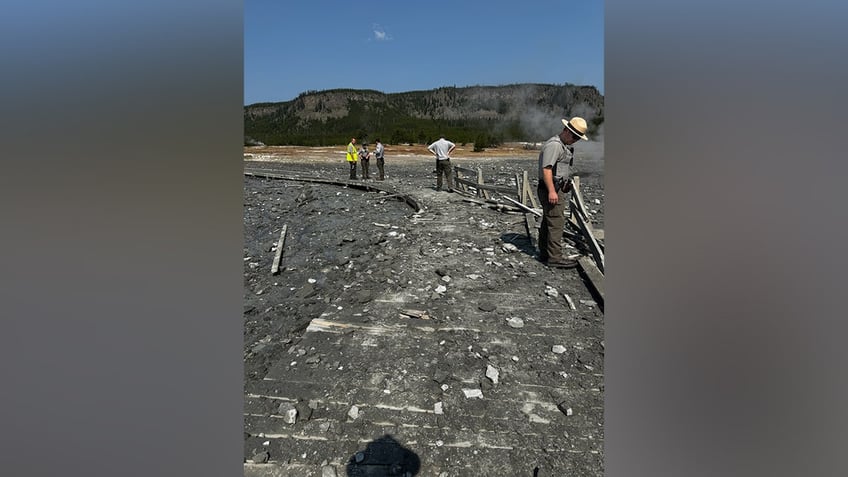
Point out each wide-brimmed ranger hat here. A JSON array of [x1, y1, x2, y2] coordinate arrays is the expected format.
[[562, 117, 589, 140]]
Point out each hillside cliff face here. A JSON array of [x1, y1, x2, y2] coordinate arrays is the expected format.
[[245, 83, 603, 146]]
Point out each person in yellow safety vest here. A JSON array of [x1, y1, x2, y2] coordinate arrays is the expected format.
[[346, 138, 359, 180]]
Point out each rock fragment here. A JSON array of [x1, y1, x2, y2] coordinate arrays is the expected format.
[[501, 243, 519, 253], [251, 450, 270, 464], [485, 365, 500, 385], [563, 293, 577, 310], [506, 317, 524, 328], [462, 389, 484, 399], [557, 402, 574, 416], [348, 405, 360, 420], [552, 345, 567, 354], [277, 402, 298, 424]]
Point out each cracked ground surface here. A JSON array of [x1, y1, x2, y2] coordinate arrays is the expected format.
[[243, 142, 604, 476]]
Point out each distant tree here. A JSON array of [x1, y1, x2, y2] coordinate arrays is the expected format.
[[473, 133, 488, 152]]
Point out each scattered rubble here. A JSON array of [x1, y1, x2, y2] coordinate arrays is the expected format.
[[243, 152, 605, 475]]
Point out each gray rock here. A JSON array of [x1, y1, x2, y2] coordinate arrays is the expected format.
[[485, 365, 500, 385], [552, 345, 567, 354], [251, 450, 270, 464], [277, 402, 297, 424], [348, 405, 360, 420], [501, 243, 519, 253], [322, 465, 337, 477], [462, 388, 484, 399], [295, 400, 313, 421], [506, 317, 524, 328], [432, 370, 449, 384], [434, 402, 444, 415], [529, 414, 551, 424], [478, 303, 497, 312], [557, 401, 574, 416]]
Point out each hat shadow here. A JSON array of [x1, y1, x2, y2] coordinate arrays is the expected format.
[[345, 434, 421, 476]]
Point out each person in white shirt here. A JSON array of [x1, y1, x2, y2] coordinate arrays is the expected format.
[[374, 139, 386, 181], [427, 135, 456, 192]]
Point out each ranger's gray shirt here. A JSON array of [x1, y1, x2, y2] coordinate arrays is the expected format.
[[537, 135, 573, 183]]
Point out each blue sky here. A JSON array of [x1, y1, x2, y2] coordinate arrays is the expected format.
[[244, 0, 604, 105]]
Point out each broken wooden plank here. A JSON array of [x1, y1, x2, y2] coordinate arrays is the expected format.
[[574, 211, 604, 273], [454, 178, 516, 195], [500, 195, 542, 217], [270, 224, 288, 275], [524, 213, 538, 248], [523, 170, 540, 209], [454, 166, 478, 176], [243, 170, 422, 213], [577, 256, 605, 305], [570, 176, 592, 223], [562, 228, 582, 241], [399, 309, 431, 320]]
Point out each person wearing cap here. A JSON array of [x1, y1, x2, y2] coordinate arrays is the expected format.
[[358, 143, 371, 180], [346, 138, 359, 180], [427, 135, 456, 192], [536, 116, 589, 268]]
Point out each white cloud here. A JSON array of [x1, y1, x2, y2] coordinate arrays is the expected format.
[[372, 24, 391, 41]]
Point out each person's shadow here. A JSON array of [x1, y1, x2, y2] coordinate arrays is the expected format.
[[500, 231, 539, 259], [345, 434, 420, 476]]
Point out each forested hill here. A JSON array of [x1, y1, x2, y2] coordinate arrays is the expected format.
[[244, 83, 604, 147]]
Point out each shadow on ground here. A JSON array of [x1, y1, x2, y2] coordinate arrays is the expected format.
[[345, 434, 420, 476], [500, 231, 538, 258]]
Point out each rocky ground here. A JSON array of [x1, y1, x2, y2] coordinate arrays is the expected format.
[[242, 142, 605, 476]]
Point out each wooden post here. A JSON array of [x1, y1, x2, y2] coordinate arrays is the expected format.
[[524, 213, 538, 248], [524, 170, 539, 209], [271, 224, 288, 275], [476, 168, 490, 200], [570, 175, 592, 222], [569, 176, 580, 220], [515, 172, 523, 203]]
